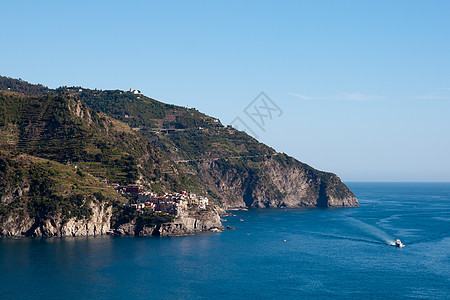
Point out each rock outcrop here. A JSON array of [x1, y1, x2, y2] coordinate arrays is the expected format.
[[0, 214, 35, 237], [0, 202, 111, 237], [156, 209, 224, 236], [113, 209, 224, 237], [197, 153, 358, 209]]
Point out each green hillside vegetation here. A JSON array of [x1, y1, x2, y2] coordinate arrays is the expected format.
[[0, 86, 218, 201], [0, 152, 122, 222], [77, 89, 174, 129], [0, 90, 161, 185], [43, 85, 278, 198], [0, 75, 51, 95], [75, 86, 275, 161]]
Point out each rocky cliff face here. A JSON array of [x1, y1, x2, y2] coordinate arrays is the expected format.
[[114, 209, 224, 237], [0, 201, 112, 237], [0, 213, 34, 237], [196, 153, 358, 209], [1, 196, 223, 238], [261, 156, 358, 207], [156, 209, 224, 236]]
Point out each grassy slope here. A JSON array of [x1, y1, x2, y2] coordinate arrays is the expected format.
[[0, 151, 123, 221], [0, 90, 159, 185]]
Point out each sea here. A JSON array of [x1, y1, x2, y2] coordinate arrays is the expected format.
[[1, 182, 449, 299]]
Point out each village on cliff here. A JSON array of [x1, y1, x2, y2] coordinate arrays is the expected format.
[[116, 184, 209, 216]]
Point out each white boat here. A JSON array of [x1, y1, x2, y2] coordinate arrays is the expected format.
[[386, 239, 405, 248], [394, 239, 405, 248]]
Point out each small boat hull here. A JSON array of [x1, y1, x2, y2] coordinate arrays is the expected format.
[[394, 239, 405, 248]]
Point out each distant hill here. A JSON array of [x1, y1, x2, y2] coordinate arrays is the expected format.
[[0, 76, 358, 237], [0, 75, 51, 95]]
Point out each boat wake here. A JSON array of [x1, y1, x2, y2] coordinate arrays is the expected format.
[[305, 217, 447, 247], [343, 217, 396, 245], [307, 231, 385, 245]]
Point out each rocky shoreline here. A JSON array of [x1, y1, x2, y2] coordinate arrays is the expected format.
[[0, 203, 224, 238], [0, 202, 112, 237], [113, 209, 224, 237]]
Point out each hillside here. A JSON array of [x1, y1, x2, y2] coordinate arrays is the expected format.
[[0, 76, 358, 236], [0, 76, 51, 95], [0, 151, 117, 236], [75, 85, 358, 208], [0, 88, 183, 190]]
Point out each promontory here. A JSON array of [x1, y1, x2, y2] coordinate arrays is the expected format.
[[0, 76, 358, 237]]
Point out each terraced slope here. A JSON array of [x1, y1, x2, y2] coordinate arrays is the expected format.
[[0, 76, 358, 209]]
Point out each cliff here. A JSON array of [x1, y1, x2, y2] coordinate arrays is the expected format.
[[193, 154, 358, 208], [114, 209, 224, 237], [1, 201, 111, 237], [0, 76, 358, 238]]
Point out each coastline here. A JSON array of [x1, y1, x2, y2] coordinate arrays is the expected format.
[[0, 203, 363, 238]]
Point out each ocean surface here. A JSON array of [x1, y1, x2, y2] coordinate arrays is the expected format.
[[1, 182, 449, 299]]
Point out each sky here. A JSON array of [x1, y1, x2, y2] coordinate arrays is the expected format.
[[1, 0, 449, 182]]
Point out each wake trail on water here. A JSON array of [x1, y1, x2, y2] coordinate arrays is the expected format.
[[343, 217, 395, 244], [306, 231, 385, 245]]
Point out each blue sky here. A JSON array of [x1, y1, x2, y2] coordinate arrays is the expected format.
[[1, 1, 449, 181]]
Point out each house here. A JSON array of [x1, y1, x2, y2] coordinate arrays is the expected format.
[[199, 196, 209, 209], [188, 193, 199, 205], [131, 203, 145, 210], [128, 190, 209, 215], [156, 201, 176, 214], [137, 191, 157, 202], [125, 184, 142, 194], [145, 202, 156, 211]]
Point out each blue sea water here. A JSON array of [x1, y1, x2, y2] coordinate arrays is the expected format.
[[1, 182, 449, 299]]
